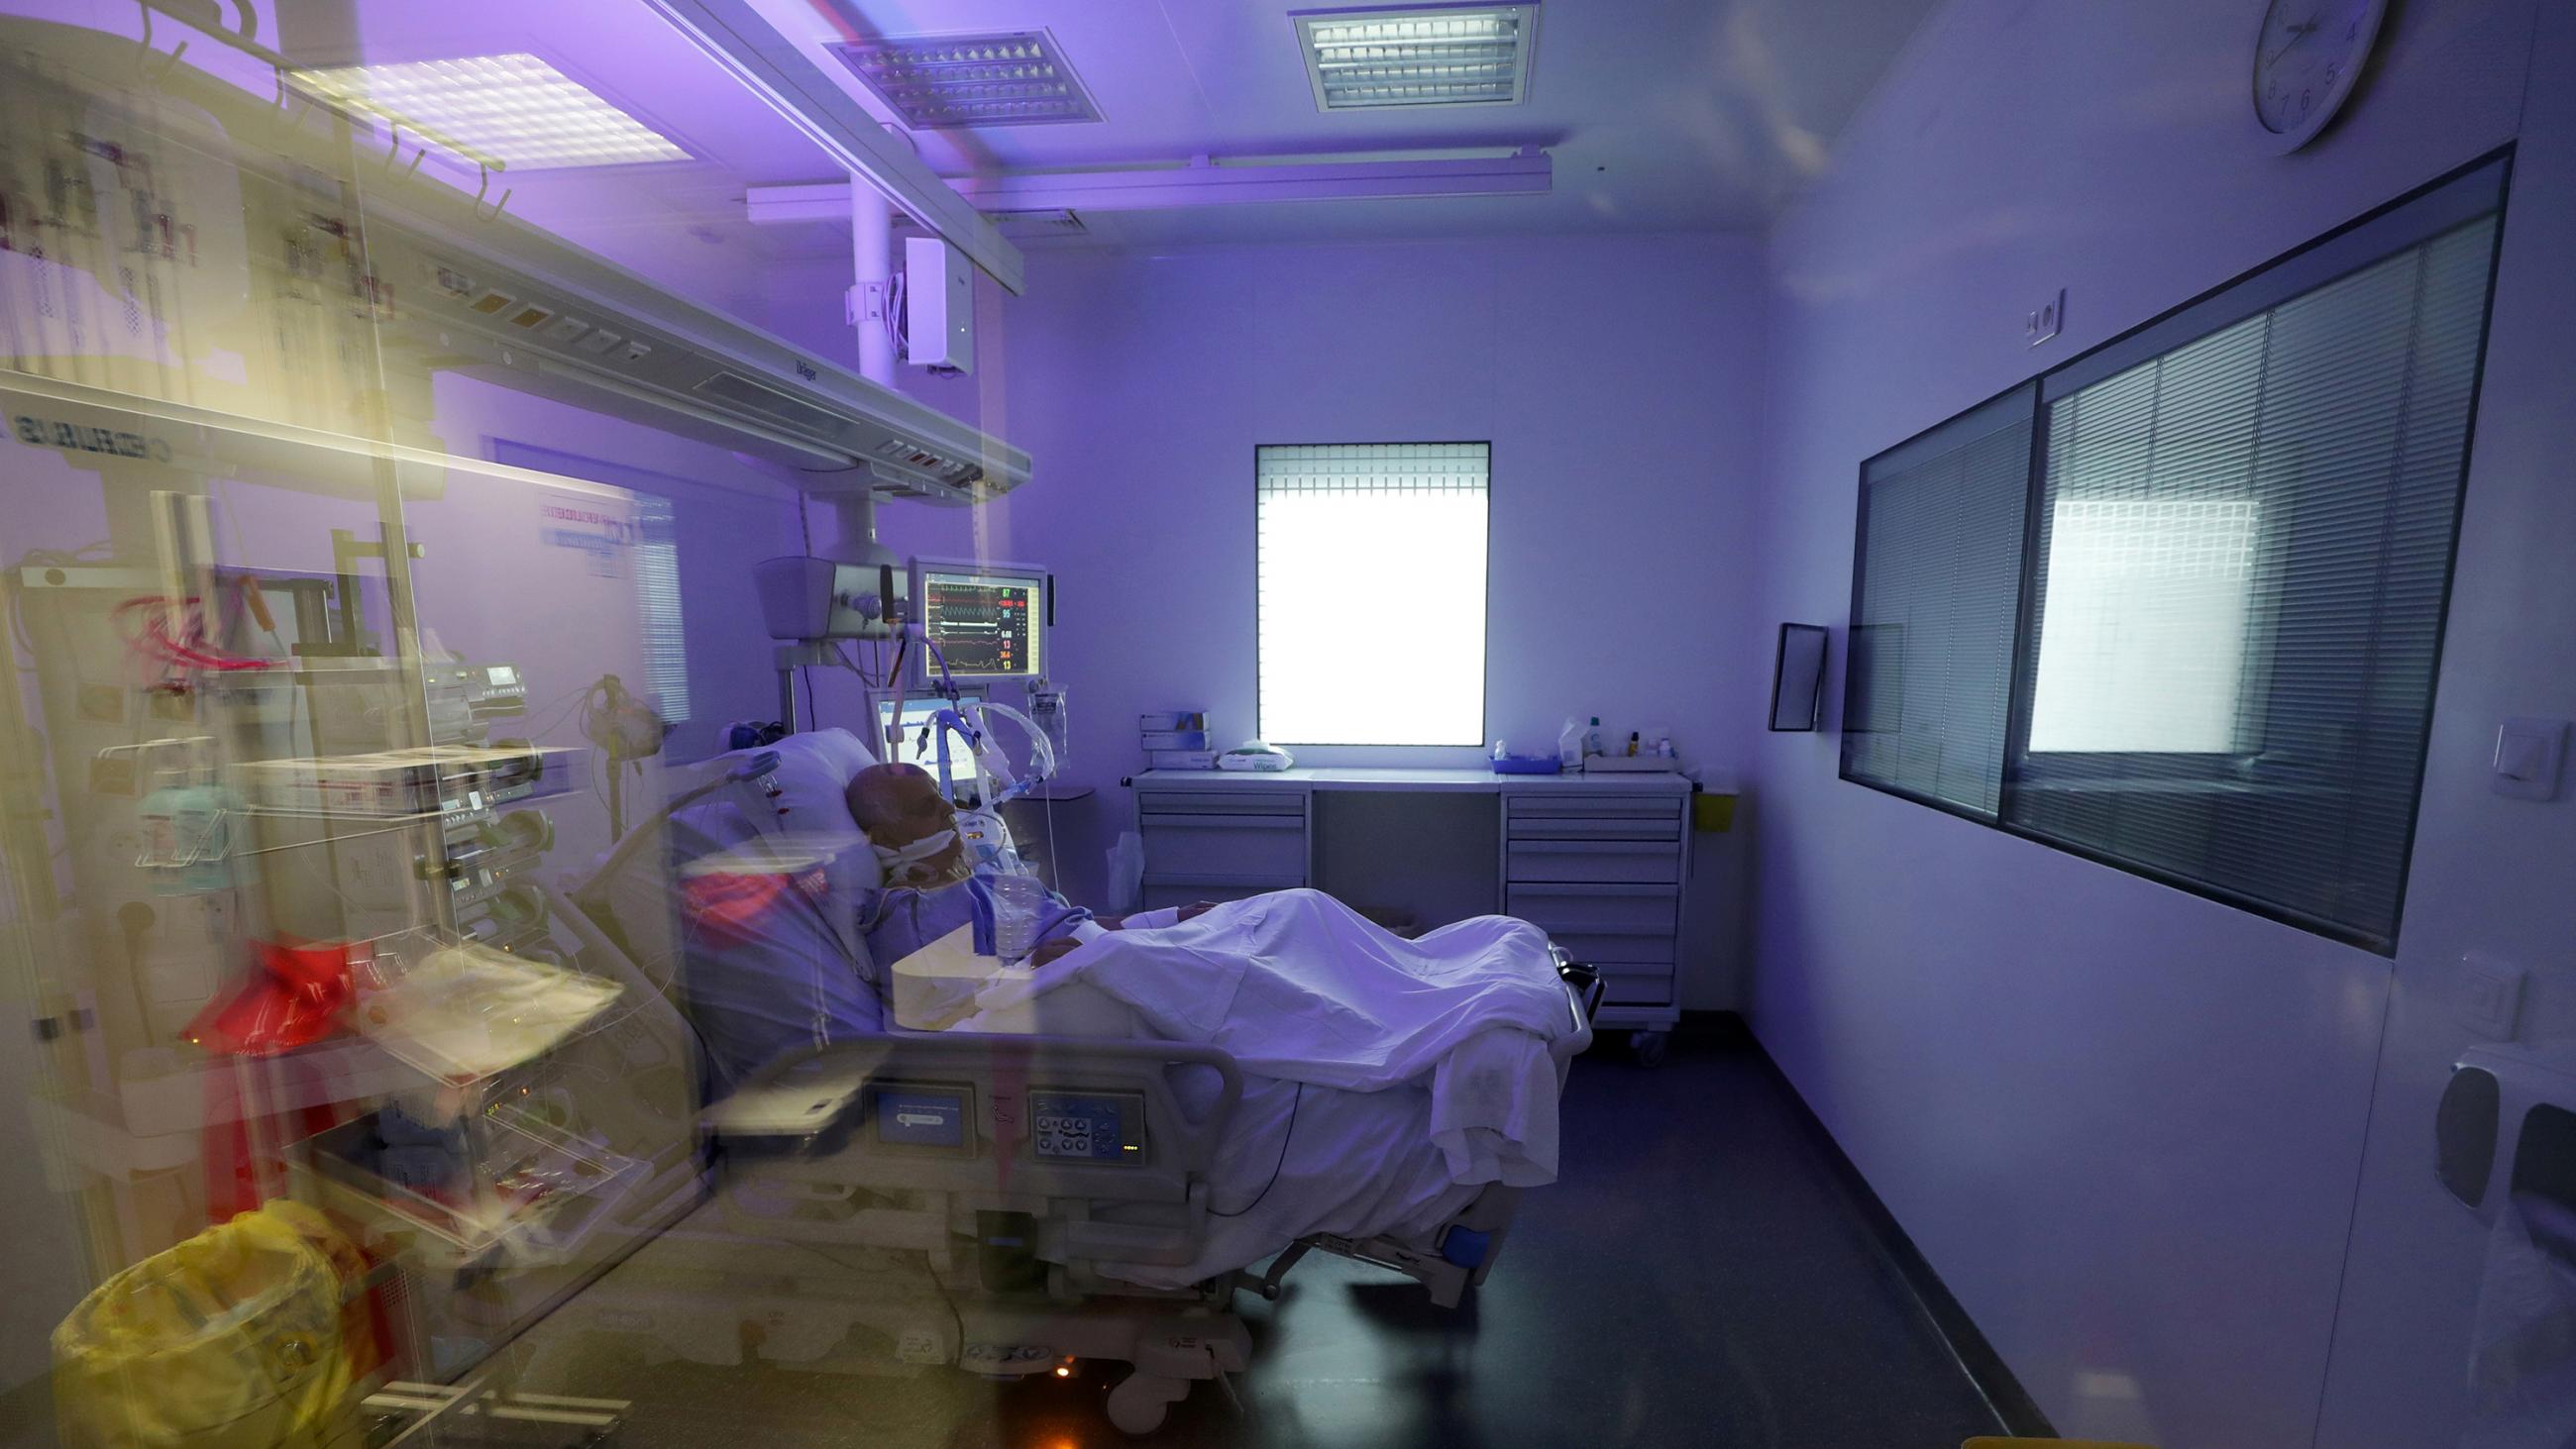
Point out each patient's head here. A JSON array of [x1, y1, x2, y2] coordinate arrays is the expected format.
[[847, 763, 967, 882]]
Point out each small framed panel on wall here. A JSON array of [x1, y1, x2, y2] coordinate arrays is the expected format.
[[1771, 623, 1829, 732]]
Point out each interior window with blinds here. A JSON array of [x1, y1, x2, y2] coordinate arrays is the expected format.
[[1257, 442, 1489, 746], [1841, 158, 2507, 953], [1842, 384, 2036, 816]]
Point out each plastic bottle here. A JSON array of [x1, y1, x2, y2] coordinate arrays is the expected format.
[[1628, 731, 1641, 758], [1558, 718, 1586, 769], [990, 857, 1045, 963], [1587, 717, 1604, 756]]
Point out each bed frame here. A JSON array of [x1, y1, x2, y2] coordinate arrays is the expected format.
[[648, 952, 1596, 1434], [539, 754, 1600, 1435]]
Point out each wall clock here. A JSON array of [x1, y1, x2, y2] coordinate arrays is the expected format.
[[2253, 0, 2388, 153]]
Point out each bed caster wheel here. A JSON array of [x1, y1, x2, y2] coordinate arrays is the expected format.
[[1630, 1029, 1669, 1068], [1106, 1371, 1188, 1435]]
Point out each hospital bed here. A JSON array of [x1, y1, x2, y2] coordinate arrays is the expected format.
[[557, 728, 1600, 1435]]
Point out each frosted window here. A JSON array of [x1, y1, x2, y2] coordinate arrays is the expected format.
[[1257, 443, 1488, 746]]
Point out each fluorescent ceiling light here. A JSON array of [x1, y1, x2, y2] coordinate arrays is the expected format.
[[1293, 5, 1537, 111], [826, 30, 1103, 130], [290, 55, 691, 170]]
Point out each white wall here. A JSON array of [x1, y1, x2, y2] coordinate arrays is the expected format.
[[1748, 2, 2554, 1446], [851, 232, 1769, 1004], [2317, 4, 2576, 1443]]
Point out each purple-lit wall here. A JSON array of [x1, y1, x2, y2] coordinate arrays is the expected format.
[[423, 375, 805, 768], [1747, 1, 2560, 1446], [804, 232, 1769, 1005]]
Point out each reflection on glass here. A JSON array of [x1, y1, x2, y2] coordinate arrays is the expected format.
[[2028, 495, 2260, 754], [3, 7, 1586, 1447]]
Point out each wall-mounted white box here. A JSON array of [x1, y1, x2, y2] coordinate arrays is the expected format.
[[905, 237, 974, 374], [2493, 717, 2569, 801]]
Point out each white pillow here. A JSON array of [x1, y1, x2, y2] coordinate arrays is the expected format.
[[688, 726, 885, 959], [726, 727, 880, 843], [569, 728, 890, 1092]]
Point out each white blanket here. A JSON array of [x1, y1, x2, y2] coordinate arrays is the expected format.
[[954, 888, 1572, 1286]]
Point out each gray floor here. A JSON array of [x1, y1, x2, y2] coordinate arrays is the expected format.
[[501, 1027, 2010, 1449]]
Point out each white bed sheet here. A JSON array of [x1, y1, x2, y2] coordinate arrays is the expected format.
[[953, 889, 1573, 1288], [1094, 1069, 1480, 1290]]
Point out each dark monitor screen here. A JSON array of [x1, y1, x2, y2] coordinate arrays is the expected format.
[[1771, 624, 1830, 732]]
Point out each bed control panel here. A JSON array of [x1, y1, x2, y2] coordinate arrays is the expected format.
[[1029, 1090, 1145, 1164], [870, 1084, 974, 1151]]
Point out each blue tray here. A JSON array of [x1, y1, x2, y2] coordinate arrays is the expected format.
[[1491, 755, 1562, 776]]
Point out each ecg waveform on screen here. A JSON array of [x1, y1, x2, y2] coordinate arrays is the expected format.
[[924, 577, 1036, 674]]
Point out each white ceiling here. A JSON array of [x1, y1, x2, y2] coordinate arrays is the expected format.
[[236, 0, 1946, 311], [759, 0, 1947, 249]]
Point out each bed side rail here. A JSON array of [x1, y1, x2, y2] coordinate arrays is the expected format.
[[1551, 946, 1601, 1068], [700, 1029, 1245, 1267]]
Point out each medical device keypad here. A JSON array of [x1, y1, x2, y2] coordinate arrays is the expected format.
[[1028, 1091, 1143, 1163]]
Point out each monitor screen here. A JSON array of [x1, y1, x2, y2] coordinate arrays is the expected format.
[[918, 567, 1044, 678], [877, 693, 985, 774]]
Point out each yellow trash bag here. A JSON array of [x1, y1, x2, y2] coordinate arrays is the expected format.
[[53, 1201, 365, 1448]]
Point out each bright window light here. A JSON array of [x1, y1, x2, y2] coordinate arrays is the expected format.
[[826, 31, 1103, 129], [634, 496, 692, 726], [2026, 496, 2261, 753], [1257, 443, 1488, 747], [1293, 5, 1538, 110], [290, 55, 691, 170]]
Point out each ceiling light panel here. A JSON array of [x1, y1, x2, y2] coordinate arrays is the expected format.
[[826, 31, 1103, 130], [290, 55, 691, 170], [1294, 5, 1538, 111]]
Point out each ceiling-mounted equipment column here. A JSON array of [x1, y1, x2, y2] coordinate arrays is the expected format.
[[639, 0, 1025, 294], [851, 179, 897, 387]]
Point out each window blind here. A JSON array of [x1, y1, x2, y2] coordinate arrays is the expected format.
[[1256, 442, 1489, 747], [1838, 156, 2507, 953], [633, 494, 691, 725], [2009, 214, 2498, 946], [1842, 386, 2036, 816]]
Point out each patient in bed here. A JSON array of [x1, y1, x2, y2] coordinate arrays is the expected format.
[[843, 761, 1578, 1285], [845, 763, 1211, 969], [685, 761, 1575, 1289]]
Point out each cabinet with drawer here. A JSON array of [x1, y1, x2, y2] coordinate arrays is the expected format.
[[1134, 785, 1310, 907], [1499, 787, 1689, 1036], [1127, 771, 1693, 1052]]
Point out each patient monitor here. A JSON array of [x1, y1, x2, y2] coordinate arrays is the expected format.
[[912, 558, 1047, 680]]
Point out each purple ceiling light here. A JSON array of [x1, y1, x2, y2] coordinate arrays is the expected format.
[[825, 29, 1103, 130]]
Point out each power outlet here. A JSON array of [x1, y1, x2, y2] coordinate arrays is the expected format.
[[2027, 288, 2067, 347]]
